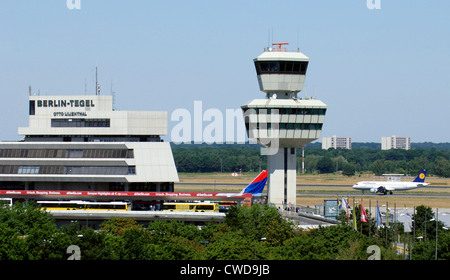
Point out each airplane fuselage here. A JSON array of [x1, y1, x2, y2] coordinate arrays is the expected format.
[[353, 181, 429, 194]]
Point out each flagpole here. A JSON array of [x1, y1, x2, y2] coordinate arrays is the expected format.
[[394, 202, 397, 250], [369, 199, 371, 238], [376, 201, 380, 241], [345, 197, 349, 225], [346, 198, 349, 225], [386, 201, 389, 226], [353, 197, 357, 231], [360, 198, 363, 234], [386, 201, 389, 245], [412, 206, 415, 260]]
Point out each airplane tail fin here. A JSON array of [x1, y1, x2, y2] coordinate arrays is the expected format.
[[413, 169, 427, 183], [239, 170, 268, 195]]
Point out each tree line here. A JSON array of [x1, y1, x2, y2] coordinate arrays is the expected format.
[[171, 143, 450, 177], [0, 202, 447, 260]]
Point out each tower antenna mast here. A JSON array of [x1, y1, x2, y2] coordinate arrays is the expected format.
[[95, 66, 100, 95]]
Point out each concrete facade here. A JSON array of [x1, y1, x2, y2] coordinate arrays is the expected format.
[[381, 135, 411, 150], [242, 45, 327, 207], [0, 94, 178, 197]]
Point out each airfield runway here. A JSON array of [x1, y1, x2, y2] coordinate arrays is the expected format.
[[175, 174, 450, 209]]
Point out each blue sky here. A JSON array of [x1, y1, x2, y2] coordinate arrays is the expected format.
[[0, 0, 449, 143]]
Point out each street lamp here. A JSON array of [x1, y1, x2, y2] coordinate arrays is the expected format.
[[432, 210, 449, 260], [426, 209, 450, 260], [254, 237, 267, 260]]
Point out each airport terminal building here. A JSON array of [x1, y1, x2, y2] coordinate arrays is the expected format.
[[0, 95, 179, 197]]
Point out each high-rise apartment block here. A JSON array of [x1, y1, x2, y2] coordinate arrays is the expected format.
[[381, 135, 411, 150], [322, 136, 352, 150]]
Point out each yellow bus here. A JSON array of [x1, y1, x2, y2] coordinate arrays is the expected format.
[[162, 202, 219, 212], [38, 200, 128, 211]]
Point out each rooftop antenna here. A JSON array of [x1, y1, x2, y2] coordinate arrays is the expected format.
[[265, 28, 274, 51], [95, 66, 100, 95], [28, 85, 32, 96], [271, 28, 274, 44], [111, 80, 116, 111]]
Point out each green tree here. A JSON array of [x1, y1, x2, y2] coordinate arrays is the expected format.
[[332, 155, 348, 172], [317, 156, 334, 174], [145, 220, 205, 260], [372, 159, 386, 176], [156, 235, 203, 260], [225, 204, 294, 246], [205, 230, 254, 260], [435, 157, 450, 177], [342, 163, 356, 176], [304, 154, 320, 173], [121, 228, 154, 260], [0, 223, 26, 260], [273, 234, 328, 260], [412, 205, 444, 241], [0, 202, 72, 260], [410, 206, 450, 260], [77, 226, 108, 260], [101, 234, 125, 260], [100, 217, 142, 236]]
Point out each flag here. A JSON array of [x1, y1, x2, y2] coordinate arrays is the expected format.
[[352, 200, 357, 231], [376, 202, 382, 228], [404, 213, 412, 233], [340, 198, 350, 225], [361, 200, 369, 223], [340, 198, 349, 210]]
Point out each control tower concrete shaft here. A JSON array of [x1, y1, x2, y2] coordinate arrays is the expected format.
[[242, 43, 327, 208]]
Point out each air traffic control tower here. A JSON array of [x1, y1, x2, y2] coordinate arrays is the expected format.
[[242, 43, 327, 207]]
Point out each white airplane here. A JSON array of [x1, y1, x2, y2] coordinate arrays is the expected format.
[[353, 169, 429, 195]]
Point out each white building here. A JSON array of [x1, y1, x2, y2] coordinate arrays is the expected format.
[[0, 95, 179, 203], [322, 136, 352, 150], [242, 43, 327, 207], [381, 135, 411, 150]]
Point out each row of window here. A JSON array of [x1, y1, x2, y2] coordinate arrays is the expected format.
[[0, 165, 136, 175], [128, 182, 173, 192], [244, 108, 326, 116], [0, 149, 134, 158], [51, 118, 110, 128], [246, 123, 323, 130], [254, 61, 308, 75]]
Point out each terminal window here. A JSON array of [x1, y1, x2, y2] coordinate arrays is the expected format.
[[0, 149, 132, 159], [51, 118, 110, 128], [18, 166, 40, 174], [65, 166, 130, 175], [0, 165, 136, 175]]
